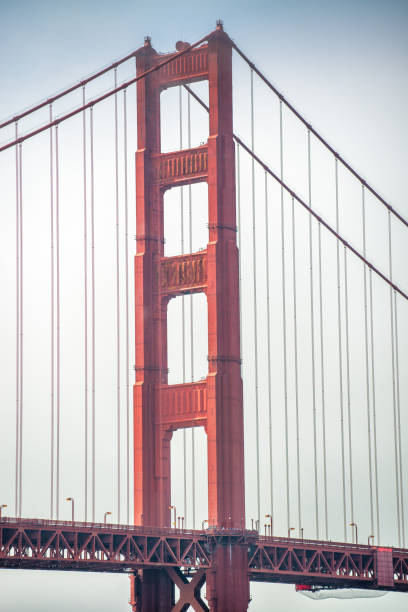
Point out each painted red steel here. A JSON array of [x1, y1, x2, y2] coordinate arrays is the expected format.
[[133, 21, 247, 611], [1, 519, 408, 594]]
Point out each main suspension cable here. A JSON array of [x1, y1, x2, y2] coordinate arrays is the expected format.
[[184, 83, 408, 304], [230, 41, 408, 230]]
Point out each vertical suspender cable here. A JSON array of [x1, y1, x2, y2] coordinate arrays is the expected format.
[[291, 196, 301, 535], [280, 100, 290, 532], [18, 142, 23, 518], [49, 107, 55, 519], [250, 69, 261, 526], [90, 106, 96, 522], [187, 92, 196, 528], [114, 68, 121, 523], [123, 89, 130, 525], [335, 157, 346, 540], [369, 269, 380, 542], [394, 291, 405, 546], [317, 221, 328, 539], [388, 211, 401, 545], [308, 130, 318, 538], [82, 86, 89, 522], [344, 246, 354, 528], [14, 123, 20, 517], [55, 124, 61, 520], [265, 173, 274, 522], [362, 185, 374, 538], [237, 145, 243, 365], [179, 86, 187, 526]]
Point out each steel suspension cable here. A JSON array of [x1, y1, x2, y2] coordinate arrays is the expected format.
[[265, 173, 274, 526], [394, 291, 405, 546], [237, 144, 243, 373], [335, 157, 347, 541], [317, 221, 328, 540], [14, 123, 20, 518], [187, 91, 196, 529], [123, 89, 130, 525], [369, 269, 380, 542], [82, 87, 89, 522], [307, 130, 318, 539], [388, 211, 401, 545], [18, 142, 23, 518], [114, 68, 121, 523], [250, 69, 261, 527], [280, 100, 290, 533], [49, 107, 55, 519], [183, 83, 408, 302], [362, 185, 375, 538], [230, 41, 408, 230], [344, 247, 355, 530], [55, 124, 61, 520], [179, 86, 187, 527], [290, 196, 301, 536], [90, 107, 96, 523]]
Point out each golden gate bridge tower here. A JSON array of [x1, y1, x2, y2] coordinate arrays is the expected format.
[[132, 22, 248, 610]]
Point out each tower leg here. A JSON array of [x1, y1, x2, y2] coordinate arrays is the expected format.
[[130, 570, 174, 612], [206, 544, 249, 612]]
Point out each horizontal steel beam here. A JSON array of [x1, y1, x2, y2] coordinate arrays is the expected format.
[[1, 518, 407, 592]]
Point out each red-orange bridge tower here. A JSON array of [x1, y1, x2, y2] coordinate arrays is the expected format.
[[132, 23, 248, 611]]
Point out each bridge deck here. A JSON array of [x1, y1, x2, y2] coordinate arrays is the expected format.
[[1, 518, 407, 591]]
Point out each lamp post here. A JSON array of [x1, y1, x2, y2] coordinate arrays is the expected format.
[[169, 505, 176, 528], [288, 527, 295, 537], [255, 519, 259, 531], [265, 514, 273, 536], [104, 511, 112, 525], [299, 527, 304, 539], [202, 519, 208, 530], [0, 504, 7, 519], [66, 497, 75, 523], [368, 534, 375, 546], [349, 522, 358, 544]]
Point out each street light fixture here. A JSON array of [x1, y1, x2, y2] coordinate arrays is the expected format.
[[66, 497, 75, 523], [288, 527, 295, 537], [104, 511, 112, 525], [349, 522, 358, 544], [368, 534, 375, 546], [0, 504, 7, 519], [265, 514, 273, 536], [299, 527, 304, 539], [202, 519, 208, 530], [169, 505, 176, 528]]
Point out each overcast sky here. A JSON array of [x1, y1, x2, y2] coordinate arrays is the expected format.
[[1, 0, 408, 610]]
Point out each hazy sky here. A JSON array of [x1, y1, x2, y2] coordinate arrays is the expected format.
[[1, 0, 408, 611]]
